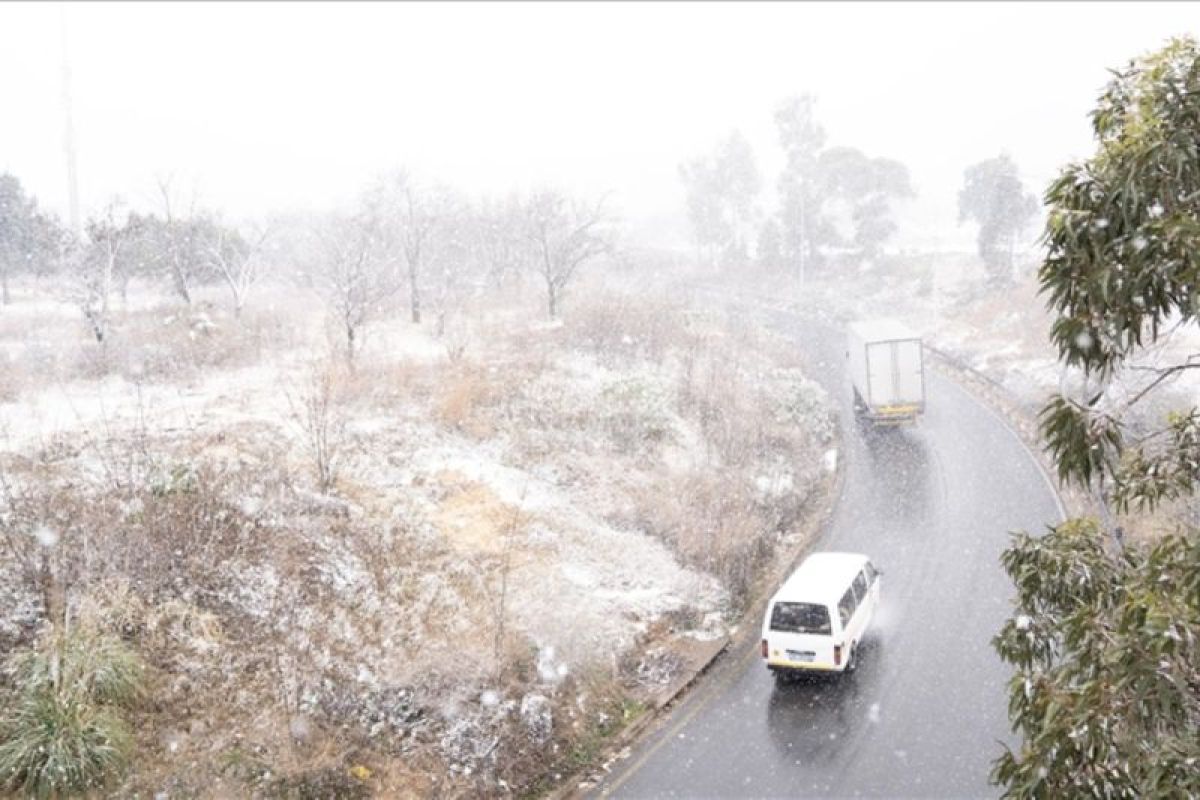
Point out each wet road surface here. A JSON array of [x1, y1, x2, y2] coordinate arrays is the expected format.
[[592, 313, 1063, 799]]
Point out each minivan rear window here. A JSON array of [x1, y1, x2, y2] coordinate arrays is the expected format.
[[769, 602, 832, 635]]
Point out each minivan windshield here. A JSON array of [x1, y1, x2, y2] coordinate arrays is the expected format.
[[769, 602, 832, 635]]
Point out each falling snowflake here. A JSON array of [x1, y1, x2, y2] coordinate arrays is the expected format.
[[33, 525, 59, 548]]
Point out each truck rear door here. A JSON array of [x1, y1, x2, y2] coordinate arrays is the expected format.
[[892, 339, 924, 406], [867, 341, 897, 405], [866, 339, 923, 408]]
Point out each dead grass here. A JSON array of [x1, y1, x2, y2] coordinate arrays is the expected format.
[[432, 472, 522, 556], [564, 289, 691, 367], [0, 266, 836, 797], [435, 365, 497, 435]]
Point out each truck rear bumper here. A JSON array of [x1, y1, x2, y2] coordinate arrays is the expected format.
[[863, 404, 923, 424]]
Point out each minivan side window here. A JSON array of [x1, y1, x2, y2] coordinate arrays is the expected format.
[[852, 570, 869, 601], [838, 586, 858, 628]]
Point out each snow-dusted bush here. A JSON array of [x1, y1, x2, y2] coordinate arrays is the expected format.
[[598, 373, 676, 451], [318, 684, 424, 744], [519, 693, 553, 745], [439, 700, 511, 777], [768, 368, 834, 441]]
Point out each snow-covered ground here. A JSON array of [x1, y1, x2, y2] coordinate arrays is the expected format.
[[0, 274, 834, 795]]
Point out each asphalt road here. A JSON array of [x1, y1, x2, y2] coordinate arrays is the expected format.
[[591, 313, 1063, 799]]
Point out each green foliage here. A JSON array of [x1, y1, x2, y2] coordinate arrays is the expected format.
[[1038, 395, 1121, 489], [958, 154, 1038, 284], [1041, 37, 1200, 379], [0, 173, 63, 302], [0, 627, 144, 797], [997, 36, 1200, 800], [1037, 35, 1200, 501], [993, 521, 1200, 798], [149, 462, 201, 498], [1111, 409, 1200, 512]]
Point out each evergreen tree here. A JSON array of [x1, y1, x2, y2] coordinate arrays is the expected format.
[[994, 37, 1200, 799]]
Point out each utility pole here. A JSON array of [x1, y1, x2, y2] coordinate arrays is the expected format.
[[798, 180, 807, 287], [60, 4, 81, 237]]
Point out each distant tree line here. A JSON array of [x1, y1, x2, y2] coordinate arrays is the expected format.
[[0, 171, 614, 365], [679, 95, 914, 276], [679, 96, 1040, 282], [958, 153, 1038, 286]]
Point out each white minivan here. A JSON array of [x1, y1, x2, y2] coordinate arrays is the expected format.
[[761, 552, 881, 677]]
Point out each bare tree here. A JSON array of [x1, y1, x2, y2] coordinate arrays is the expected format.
[[368, 171, 449, 325], [74, 202, 145, 344], [400, 181, 436, 325], [524, 190, 613, 319], [200, 217, 271, 318], [426, 192, 478, 338], [472, 194, 529, 289], [151, 176, 209, 305], [310, 208, 398, 367], [287, 361, 350, 492]]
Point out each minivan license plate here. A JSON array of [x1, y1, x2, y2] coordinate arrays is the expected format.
[[787, 650, 815, 662]]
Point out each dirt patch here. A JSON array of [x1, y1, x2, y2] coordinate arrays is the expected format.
[[433, 471, 524, 556]]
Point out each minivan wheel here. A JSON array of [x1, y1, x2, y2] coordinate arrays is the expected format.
[[844, 644, 858, 674]]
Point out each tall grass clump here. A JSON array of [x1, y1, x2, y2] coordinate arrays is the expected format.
[[0, 625, 144, 797]]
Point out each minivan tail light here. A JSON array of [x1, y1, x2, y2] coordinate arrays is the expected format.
[[834, 644, 842, 666], [761, 639, 768, 659]]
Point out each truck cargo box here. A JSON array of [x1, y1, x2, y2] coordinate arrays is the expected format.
[[847, 320, 925, 425]]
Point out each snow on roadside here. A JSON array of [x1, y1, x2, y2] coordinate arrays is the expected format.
[[411, 444, 729, 667]]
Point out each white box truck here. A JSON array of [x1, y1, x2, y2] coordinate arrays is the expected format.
[[847, 320, 925, 425]]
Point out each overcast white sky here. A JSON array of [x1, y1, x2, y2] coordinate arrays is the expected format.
[[0, 2, 1195, 246]]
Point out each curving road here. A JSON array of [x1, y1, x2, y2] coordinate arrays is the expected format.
[[590, 311, 1063, 799]]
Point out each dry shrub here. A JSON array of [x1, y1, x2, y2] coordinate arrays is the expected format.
[[69, 302, 281, 384], [286, 360, 363, 492], [490, 667, 643, 797], [361, 356, 437, 409], [76, 579, 223, 657], [0, 459, 272, 638], [565, 290, 690, 367], [0, 351, 21, 402], [424, 660, 637, 797], [436, 365, 495, 434], [0, 340, 70, 398], [633, 472, 770, 610]]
